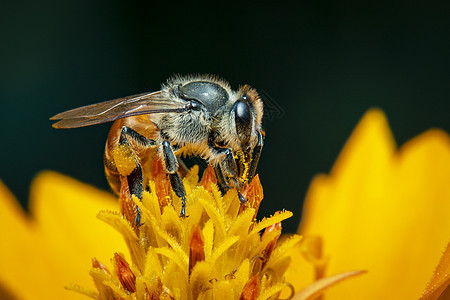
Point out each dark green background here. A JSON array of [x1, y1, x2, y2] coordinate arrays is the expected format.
[[1, 1, 449, 232]]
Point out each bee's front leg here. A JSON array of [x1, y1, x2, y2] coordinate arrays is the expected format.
[[219, 149, 247, 204], [161, 141, 188, 217], [247, 128, 265, 183], [208, 141, 247, 205]]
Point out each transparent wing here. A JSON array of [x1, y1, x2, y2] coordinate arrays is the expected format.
[[50, 91, 187, 128]]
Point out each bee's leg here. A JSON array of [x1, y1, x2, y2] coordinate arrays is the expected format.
[[248, 129, 265, 182], [118, 126, 156, 225], [207, 137, 238, 182], [217, 152, 246, 204], [127, 166, 143, 225], [161, 141, 187, 217], [214, 165, 246, 203], [207, 141, 248, 204], [214, 164, 230, 191], [219, 148, 239, 179]]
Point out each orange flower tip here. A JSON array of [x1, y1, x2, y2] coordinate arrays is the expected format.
[[292, 270, 367, 300], [262, 222, 282, 236], [242, 174, 264, 209], [144, 278, 165, 299], [262, 222, 282, 258], [189, 225, 205, 274], [200, 165, 217, 190], [92, 258, 110, 275], [114, 253, 136, 293], [240, 274, 260, 300]]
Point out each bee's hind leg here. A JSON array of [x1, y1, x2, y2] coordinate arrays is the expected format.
[[117, 126, 156, 225], [161, 141, 188, 217]]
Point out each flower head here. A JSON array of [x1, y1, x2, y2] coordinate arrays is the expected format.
[[67, 161, 300, 299]]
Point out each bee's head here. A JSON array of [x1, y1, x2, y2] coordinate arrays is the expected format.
[[231, 85, 264, 152], [227, 85, 264, 188]]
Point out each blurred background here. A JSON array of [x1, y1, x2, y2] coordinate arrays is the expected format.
[[1, 1, 449, 232]]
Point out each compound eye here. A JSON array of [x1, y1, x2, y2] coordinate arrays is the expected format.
[[233, 99, 252, 144]]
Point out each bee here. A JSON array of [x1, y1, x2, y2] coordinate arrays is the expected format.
[[51, 75, 264, 218]]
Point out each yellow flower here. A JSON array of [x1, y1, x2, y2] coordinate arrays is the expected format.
[[286, 109, 450, 299], [0, 108, 448, 299], [0, 159, 361, 299], [67, 163, 302, 300]]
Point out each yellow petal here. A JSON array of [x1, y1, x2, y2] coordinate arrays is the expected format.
[[0, 172, 127, 300], [298, 109, 450, 299], [0, 179, 47, 300], [30, 171, 128, 298]]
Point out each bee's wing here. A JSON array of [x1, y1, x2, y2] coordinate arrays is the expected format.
[[50, 91, 187, 128]]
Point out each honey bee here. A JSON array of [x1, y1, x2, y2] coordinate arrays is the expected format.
[[51, 75, 264, 218]]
